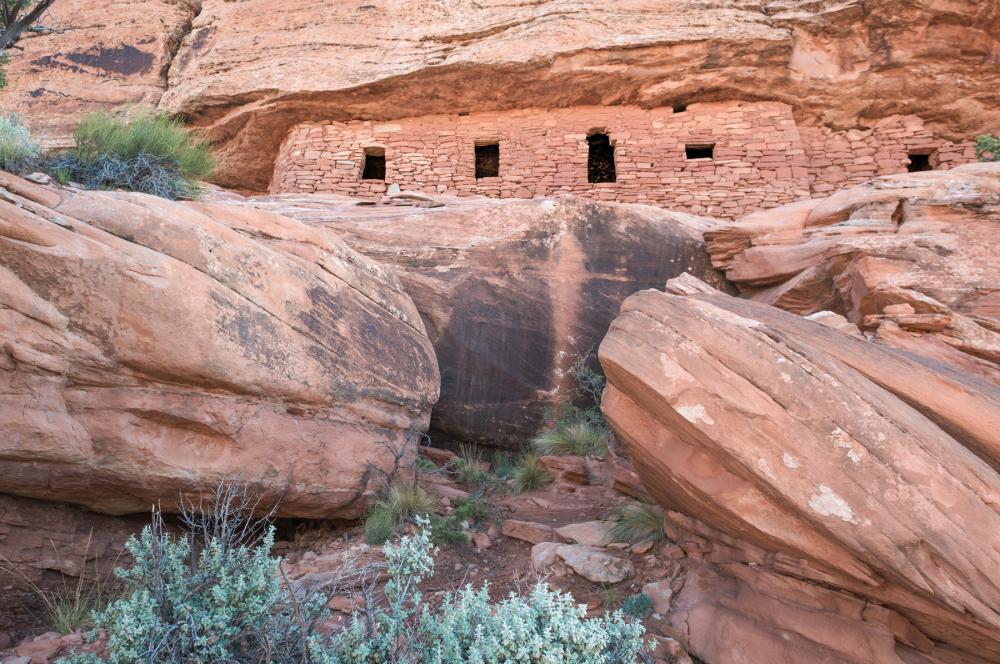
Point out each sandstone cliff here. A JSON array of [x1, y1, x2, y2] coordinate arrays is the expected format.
[[0, 1, 996, 190]]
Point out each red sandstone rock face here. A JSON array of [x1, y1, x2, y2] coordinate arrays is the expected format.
[[0, 172, 439, 518], [0, 494, 145, 636], [210, 191, 727, 448], [0, 0, 196, 150], [1, 1, 996, 191], [706, 162, 1000, 377], [599, 286, 1000, 661]]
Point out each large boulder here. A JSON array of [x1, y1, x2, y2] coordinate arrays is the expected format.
[[599, 286, 1000, 661], [706, 162, 1000, 377], [213, 192, 727, 447], [0, 2, 996, 189], [0, 172, 439, 517]]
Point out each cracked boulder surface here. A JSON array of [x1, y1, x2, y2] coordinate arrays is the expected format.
[[599, 284, 1000, 661], [1, 1, 998, 190], [0, 171, 439, 518], [705, 162, 1000, 381], [207, 190, 729, 448]]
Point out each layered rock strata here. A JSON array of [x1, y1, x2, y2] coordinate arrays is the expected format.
[[0, 172, 439, 518], [600, 285, 1000, 661]]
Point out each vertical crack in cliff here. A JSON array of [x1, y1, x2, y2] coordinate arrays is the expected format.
[[160, 0, 204, 103]]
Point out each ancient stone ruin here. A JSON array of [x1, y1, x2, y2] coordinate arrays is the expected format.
[[0, 1, 998, 663], [271, 104, 977, 218]]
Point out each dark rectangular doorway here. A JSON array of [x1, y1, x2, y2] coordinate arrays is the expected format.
[[475, 143, 500, 178], [588, 133, 616, 183]]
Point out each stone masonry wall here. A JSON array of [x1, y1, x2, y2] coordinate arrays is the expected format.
[[270, 102, 977, 219]]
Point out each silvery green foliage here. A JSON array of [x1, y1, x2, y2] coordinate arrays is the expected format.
[[0, 112, 39, 173], [59, 488, 327, 664], [310, 517, 649, 663], [60, 504, 648, 664]]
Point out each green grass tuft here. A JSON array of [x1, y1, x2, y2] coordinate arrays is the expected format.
[[608, 502, 665, 545], [364, 484, 435, 545], [511, 453, 552, 493], [532, 418, 608, 458], [43, 109, 216, 200], [491, 450, 516, 481]]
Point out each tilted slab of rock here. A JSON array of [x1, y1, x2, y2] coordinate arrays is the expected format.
[[0, 172, 439, 517], [705, 163, 1000, 375], [599, 287, 1000, 659], [211, 191, 726, 447], [1, 2, 996, 189]]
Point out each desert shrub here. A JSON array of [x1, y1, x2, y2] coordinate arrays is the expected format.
[[450, 444, 490, 487], [364, 484, 435, 545], [60, 495, 648, 664], [425, 495, 494, 546], [47, 110, 214, 199], [451, 494, 492, 525], [609, 502, 665, 545], [511, 452, 552, 493], [0, 112, 39, 173], [310, 518, 650, 663], [58, 485, 327, 664], [975, 134, 1000, 161], [620, 592, 653, 620]]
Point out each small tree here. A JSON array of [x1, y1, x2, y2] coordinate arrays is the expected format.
[[0, 0, 57, 88]]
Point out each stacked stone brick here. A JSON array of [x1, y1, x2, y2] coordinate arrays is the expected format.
[[270, 102, 977, 219]]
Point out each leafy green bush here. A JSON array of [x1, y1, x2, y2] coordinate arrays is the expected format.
[[0, 112, 39, 173], [620, 593, 653, 620], [609, 502, 665, 545], [975, 134, 1000, 162], [364, 484, 436, 545], [414, 455, 438, 473], [48, 110, 215, 199], [511, 452, 552, 493]]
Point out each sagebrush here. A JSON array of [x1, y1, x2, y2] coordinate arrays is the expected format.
[[0, 112, 39, 173], [59, 488, 650, 663]]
